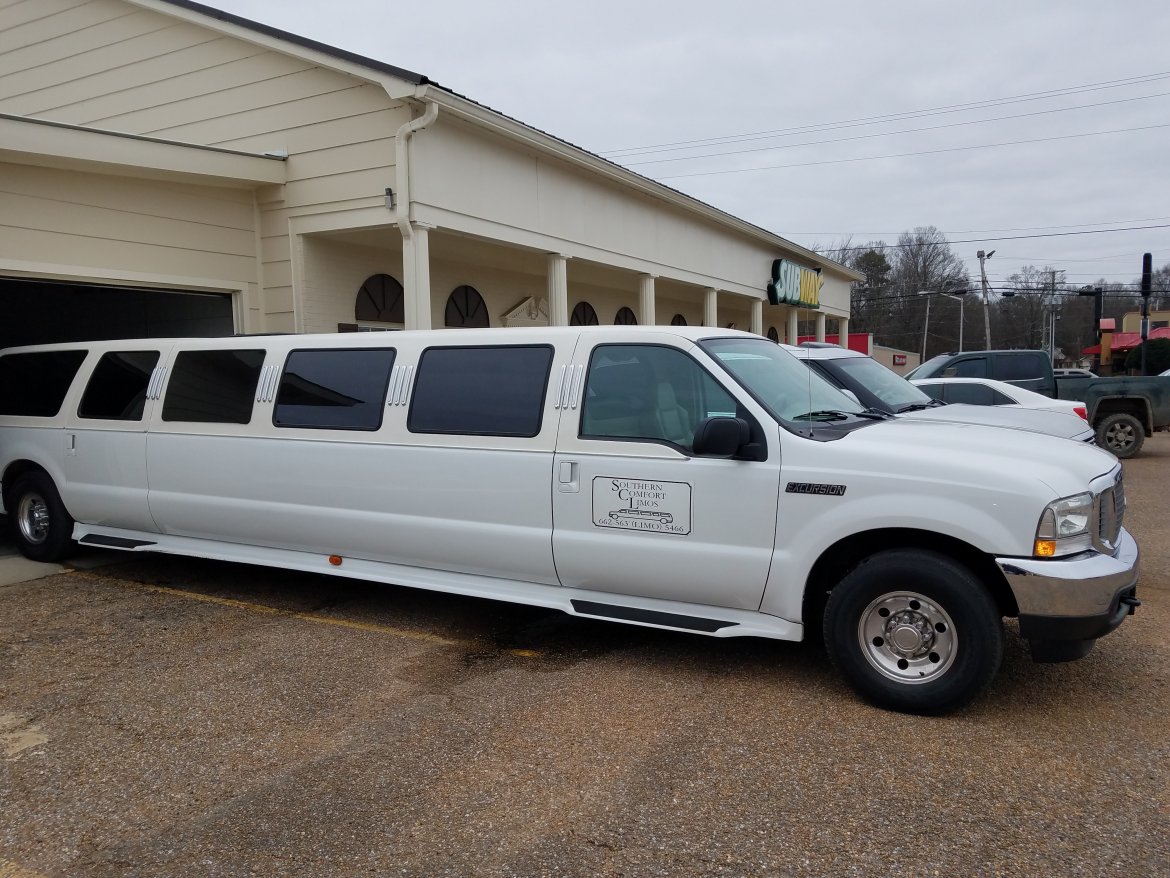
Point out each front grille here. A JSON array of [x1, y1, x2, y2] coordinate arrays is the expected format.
[[1094, 473, 1124, 552]]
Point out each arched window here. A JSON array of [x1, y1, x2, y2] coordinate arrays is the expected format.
[[445, 285, 489, 328], [767, 326, 780, 343], [570, 302, 599, 326], [355, 274, 404, 326], [670, 314, 687, 326], [614, 306, 637, 325]]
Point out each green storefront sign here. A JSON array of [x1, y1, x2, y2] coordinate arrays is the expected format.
[[767, 259, 822, 308]]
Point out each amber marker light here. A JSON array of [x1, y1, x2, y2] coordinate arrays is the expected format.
[[1034, 540, 1057, 557], [329, 555, 343, 566]]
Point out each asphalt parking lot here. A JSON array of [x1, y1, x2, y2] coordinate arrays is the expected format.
[[1, 440, 1168, 877]]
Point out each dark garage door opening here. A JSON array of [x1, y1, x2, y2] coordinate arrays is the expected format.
[[1, 277, 235, 350]]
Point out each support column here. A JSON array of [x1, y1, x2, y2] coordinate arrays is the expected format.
[[548, 254, 570, 327], [704, 288, 718, 327], [750, 299, 763, 335], [639, 274, 657, 326], [787, 308, 799, 345], [815, 311, 827, 343], [837, 316, 850, 347], [402, 222, 434, 330]]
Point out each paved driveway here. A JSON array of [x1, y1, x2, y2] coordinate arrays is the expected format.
[[1, 439, 1167, 877]]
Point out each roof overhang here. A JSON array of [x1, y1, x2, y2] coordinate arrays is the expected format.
[[0, 114, 287, 188]]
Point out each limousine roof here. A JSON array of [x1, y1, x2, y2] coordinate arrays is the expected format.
[[0, 326, 774, 354]]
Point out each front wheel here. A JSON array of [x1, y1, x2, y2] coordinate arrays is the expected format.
[[823, 550, 1003, 715], [7, 472, 75, 562], [1095, 412, 1144, 458]]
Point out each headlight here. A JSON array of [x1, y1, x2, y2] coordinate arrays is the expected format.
[[1034, 492, 1093, 557]]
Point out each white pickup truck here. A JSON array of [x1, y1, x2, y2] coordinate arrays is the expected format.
[[0, 327, 1139, 714]]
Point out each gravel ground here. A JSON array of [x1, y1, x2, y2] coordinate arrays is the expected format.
[[1, 437, 1167, 877]]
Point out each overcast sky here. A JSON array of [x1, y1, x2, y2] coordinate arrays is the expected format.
[[211, 0, 1169, 292]]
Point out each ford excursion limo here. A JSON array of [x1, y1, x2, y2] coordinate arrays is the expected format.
[[0, 327, 1140, 714]]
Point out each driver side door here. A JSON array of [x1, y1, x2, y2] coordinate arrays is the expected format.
[[551, 337, 782, 611]]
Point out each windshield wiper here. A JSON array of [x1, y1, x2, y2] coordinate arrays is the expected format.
[[793, 408, 890, 422], [895, 400, 948, 413]]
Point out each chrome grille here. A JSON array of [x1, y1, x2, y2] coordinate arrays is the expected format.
[[1094, 473, 1124, 552]]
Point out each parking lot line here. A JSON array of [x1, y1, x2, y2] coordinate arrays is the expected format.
[[69, 570, 476, 648]]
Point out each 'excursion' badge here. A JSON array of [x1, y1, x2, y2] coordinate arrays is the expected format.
[[786, 482, 846, 496]]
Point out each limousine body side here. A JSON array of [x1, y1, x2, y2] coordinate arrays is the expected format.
[[0, 327, 1140, 714]]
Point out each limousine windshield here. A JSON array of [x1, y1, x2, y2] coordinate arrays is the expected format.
[[701, 337, 868, 424]]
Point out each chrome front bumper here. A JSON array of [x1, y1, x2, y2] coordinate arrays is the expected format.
[[995, 528, 1139, 620]]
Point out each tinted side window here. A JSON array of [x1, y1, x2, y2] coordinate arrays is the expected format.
[[408, 346, 553, 437], [162, 350, 265, 424], [274, 348, 395, 430], [915, 383, 945, 402], [0, 350, 87, 417], [988, 389, 1017, 405], [942, 357, 987, 378], [79, 351, 160, 421], [945, 383, 996, 406], [995, 353, 1046, 381], [581, 344, 739, 452]]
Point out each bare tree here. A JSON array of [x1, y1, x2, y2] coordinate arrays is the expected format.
[[889, 227, 970, 358]]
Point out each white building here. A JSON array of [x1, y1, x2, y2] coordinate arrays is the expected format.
[[0, 0, 859, 350]]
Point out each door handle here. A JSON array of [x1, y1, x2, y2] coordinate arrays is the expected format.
[[66, 433, 77, 456], [558, 460, 580, 493]]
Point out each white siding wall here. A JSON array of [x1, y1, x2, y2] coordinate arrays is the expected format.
[[412, 117, 852, 316], [0, 161, 256, 306], [0, 0, 408, 331]]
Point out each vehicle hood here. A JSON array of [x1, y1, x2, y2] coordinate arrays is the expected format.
[[835, 417, 1115, 497], [899, 403, 1094, 441]]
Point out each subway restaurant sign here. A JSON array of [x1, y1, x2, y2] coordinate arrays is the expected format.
[[766, 259, 822, 308]]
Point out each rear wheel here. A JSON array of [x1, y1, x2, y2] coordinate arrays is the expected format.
[[823, 549, 1003, 715], [7, 472, 74, 562], [1095, 412, 1144, 458]]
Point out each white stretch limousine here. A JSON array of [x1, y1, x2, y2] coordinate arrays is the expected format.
[[0, 327, 1140, 714]]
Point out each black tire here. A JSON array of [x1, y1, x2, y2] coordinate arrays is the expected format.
[[1095, 412, 1144, 459], [6, 472, 75, 562], [823, 549, 1003, 715]]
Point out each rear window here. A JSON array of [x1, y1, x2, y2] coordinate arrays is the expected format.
[[162, 349, 265, 424], [408, 346, 553, 437], [0, 350, 87, 417]]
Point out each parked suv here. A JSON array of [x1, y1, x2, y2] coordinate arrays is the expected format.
[[783, 345, 1096, 444]]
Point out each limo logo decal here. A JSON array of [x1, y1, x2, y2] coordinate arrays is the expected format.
[[785, 482, 847, 496], [593, 477, 692, 535]]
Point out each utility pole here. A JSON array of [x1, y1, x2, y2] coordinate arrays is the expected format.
[[1047, 269, 1059, 363], [1140, 253, 1153, 374], [977, 249, 994, 349], [1077, 285, 1104, 372]]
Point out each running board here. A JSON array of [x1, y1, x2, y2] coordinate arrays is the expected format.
[[68, 524, 802, 642], [78, 534, 157, 550], [570, 599, 737, 633]]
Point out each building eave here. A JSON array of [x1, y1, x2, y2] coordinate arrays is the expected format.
[[0, 114, 287, 187]]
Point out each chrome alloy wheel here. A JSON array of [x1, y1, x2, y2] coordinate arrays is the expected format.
[[17, 492, 51, 546], [858, 591, 958, 684]]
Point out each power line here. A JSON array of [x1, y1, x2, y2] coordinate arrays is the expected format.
[[657, 122, 1170, 180], [782, 218, 1170, 236], [809, 222, 1170, 251], [602, 70, 1170, 155], [622, 91, 1170, 167]]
